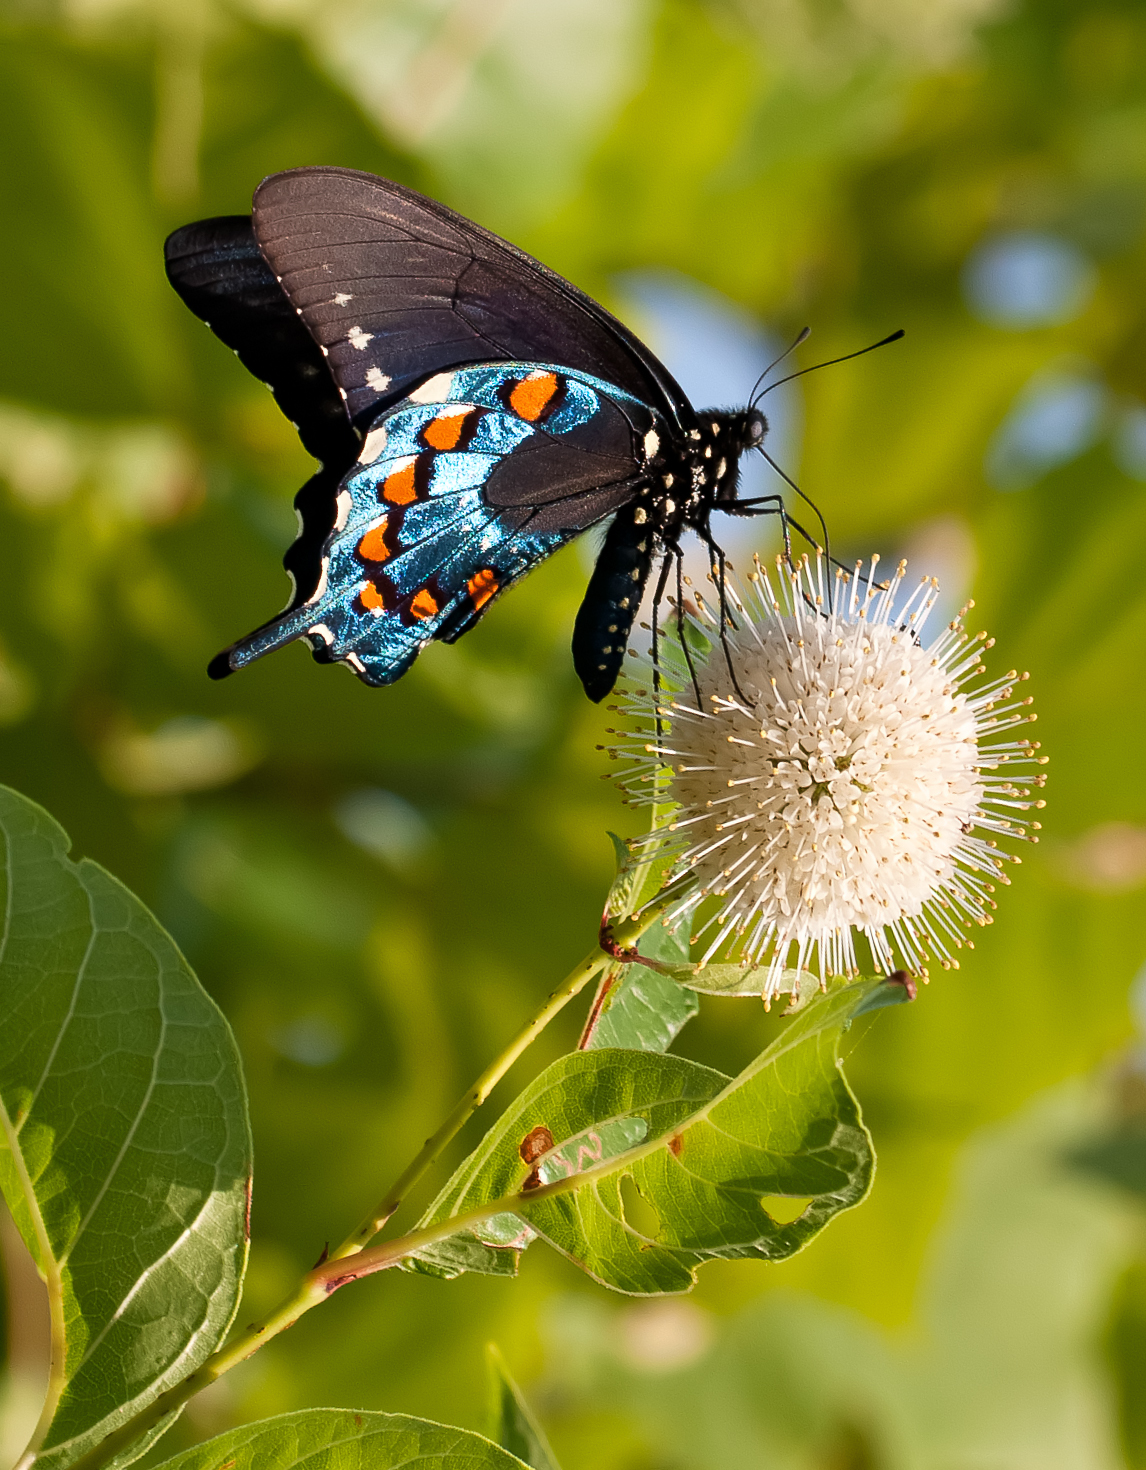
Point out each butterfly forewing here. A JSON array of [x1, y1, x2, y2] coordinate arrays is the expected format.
[[251, 168, 693, 434], [164, 215, 355, 470], [165, 215, 361, 613]]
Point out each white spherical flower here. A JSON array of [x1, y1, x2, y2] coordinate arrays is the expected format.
[[607, 553, 1046, 992]]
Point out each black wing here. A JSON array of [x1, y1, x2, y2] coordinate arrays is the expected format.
[[250, 167, 695, 434], [164, 216, 360, 609]]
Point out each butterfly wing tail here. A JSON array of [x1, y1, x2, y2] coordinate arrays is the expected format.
[[208, 602, 315, 680], [209, 603, 413, 687]]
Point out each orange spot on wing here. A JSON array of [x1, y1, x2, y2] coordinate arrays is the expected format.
[[422, 409, 470, 451], [359, 579, 388, 613], [357, 519, 392, 562], [509, 371, 558, 421], [467, 568, 499, 611], [382, 459, 419, 505], [409, 587, 439, 621]]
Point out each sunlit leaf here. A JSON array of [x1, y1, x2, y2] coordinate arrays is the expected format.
[[410, 979, 901, 1294], [152, 1409, 528, 1470], [405, 1045, 727, 1283], [0, 786, 251, 1470]]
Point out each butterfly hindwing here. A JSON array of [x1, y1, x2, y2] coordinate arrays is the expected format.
[[215, 364, 661, 686], [250, 168, 693, 435]]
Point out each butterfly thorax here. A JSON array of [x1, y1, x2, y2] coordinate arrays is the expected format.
[[639, 407, 767, 544]]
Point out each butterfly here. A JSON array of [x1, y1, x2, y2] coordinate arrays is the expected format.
[[165, 167, 840, 702]]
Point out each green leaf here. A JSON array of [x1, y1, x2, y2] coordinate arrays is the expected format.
[[583, 921, 699, 1052], [486, 1344, 561, 1470], [0, 786, 251, 1470], [602, 828, 678, 926], [152, 1410, 528, 1470], [405, 1047, 728, 1282], [644, 959, 812, 1001], [410, 979, 891, 1294], [1066, 1127, 1146, 1198]]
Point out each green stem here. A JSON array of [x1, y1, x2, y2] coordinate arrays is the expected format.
[[329, 887, 682, 1259], [4, 1094, 68, 1470], [63, 891, 682, 1470], [327, 943, 606, 1260]]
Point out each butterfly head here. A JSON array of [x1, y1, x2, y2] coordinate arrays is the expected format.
[[725, 407, 767, 454]]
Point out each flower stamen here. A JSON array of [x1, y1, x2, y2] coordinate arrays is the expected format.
[[608, 553, 1044, 994]]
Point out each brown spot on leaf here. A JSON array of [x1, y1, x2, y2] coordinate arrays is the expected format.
[[667, 1134, 683, 1157], [520, 1124, 555, 1190], [520, 1124, 555, 1164]]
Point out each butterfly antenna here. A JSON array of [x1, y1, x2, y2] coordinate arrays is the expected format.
[[759, 450, 827, 548], [756, 449, 836, 610], [752, 328, 905, 406], [745, 326, 811, 408]]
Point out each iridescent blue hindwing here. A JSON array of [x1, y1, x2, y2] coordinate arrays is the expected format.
[[220, 364, 660, 685]]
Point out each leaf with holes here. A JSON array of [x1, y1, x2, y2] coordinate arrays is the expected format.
[[0, 786, 251, 1470], [408, 978, 900, 1292], [151, 1409, 529, 1470], [404, 1047, 728, 1281]]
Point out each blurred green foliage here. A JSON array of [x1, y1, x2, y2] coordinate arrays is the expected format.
[[2, 0, 1146, 1466]]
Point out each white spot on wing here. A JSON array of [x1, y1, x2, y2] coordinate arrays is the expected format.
[[348, 325, 373, 351], [408, 372, 456, 404], [358, 427, 389, 464], [309, 624, 334, 646], [345, 652, 368, 672], [644, 428, 660, 459], [334, 490, 353, 528], [333, 292, 353, 306], [306, 557, 330, 604], [366, 368, 391, 393]]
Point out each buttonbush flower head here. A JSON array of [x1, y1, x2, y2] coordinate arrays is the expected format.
[[607, 553, 1046, 993]]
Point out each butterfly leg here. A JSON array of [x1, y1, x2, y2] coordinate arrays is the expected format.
[[648, 548, 674, 744], [725, 495, 853, 591], [698, 526, 753, 709], [672, 543, 704, 711], [722, 491, 796, 562]]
